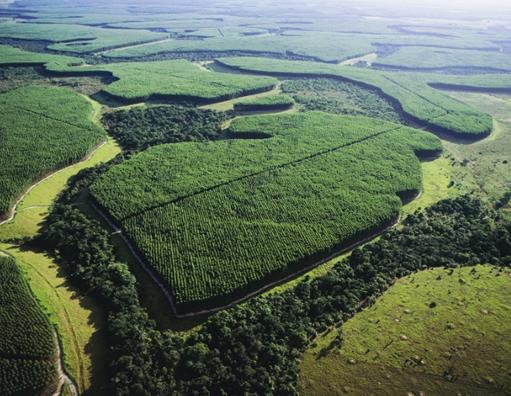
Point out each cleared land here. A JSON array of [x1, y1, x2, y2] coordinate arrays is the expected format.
[[90, 112, 441, 308], [441, 92, 511, 205], [0, 256, 57, 396], [216, 57, 511, 138], [0, 85, 105, 219], [299, 265, 511, 395]]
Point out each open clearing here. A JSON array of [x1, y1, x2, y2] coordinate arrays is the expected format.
[[299, 265, 511, 395]]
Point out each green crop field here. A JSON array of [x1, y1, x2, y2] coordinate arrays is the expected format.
[[300, 265, 511, 395], [0, 85, 105, 218], [90, 112, 441, 306], [102, 28, 497, 62], [216, 57, 511, 137], [0, 256, 57, 395], [46, 59, 277, 103], [1, 1, 511, 395]]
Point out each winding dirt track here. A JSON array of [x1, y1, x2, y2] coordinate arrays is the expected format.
[[52, 331, 78, 396]]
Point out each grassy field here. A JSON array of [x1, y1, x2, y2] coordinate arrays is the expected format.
[[440, 92, 511, 205], [299, 265, 511, 395]]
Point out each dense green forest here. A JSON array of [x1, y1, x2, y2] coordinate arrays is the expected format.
[[102, 105, 230, 151]]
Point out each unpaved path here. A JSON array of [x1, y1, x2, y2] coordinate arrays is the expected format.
[[52, 330, 78, 396]]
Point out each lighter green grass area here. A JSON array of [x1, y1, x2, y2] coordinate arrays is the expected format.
[[402, 155, 455, 215], [300, 265, 511, 396], [442, 92, 511, 202], [0, 97, 119, 394]]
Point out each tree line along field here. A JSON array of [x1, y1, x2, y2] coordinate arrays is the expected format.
[[90, 112, 441, 307], [216, 57, 511, 138], [0, 45, 277, 105], [0, 85, 105, 218], [0, 256, 57, 395], [100, 28, 501, 63], [1, 44, 508, 139]]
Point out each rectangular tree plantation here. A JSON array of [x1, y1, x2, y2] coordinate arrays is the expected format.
[[90, 112, 441, 310]]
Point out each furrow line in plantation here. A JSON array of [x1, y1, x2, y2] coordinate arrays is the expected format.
[[121, 123, 405, 222], [0, 101, 102, 133]]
